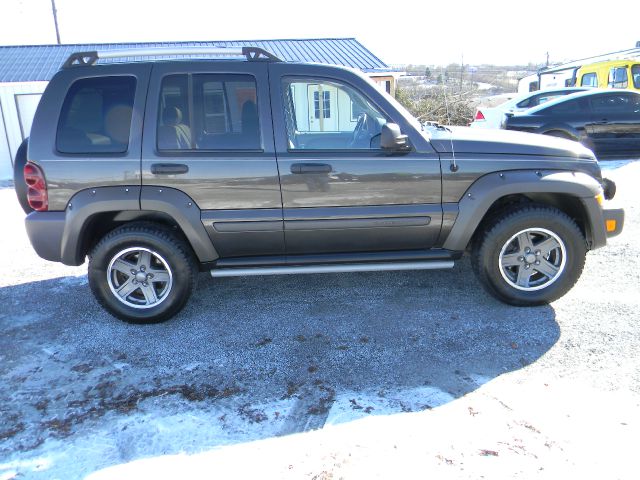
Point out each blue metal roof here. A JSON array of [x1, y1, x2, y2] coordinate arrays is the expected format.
[[0, 38, 390, 83]]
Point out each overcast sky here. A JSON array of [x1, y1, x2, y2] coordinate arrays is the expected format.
[[1, 0, 638, 66]]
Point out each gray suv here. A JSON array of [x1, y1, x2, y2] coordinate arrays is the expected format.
[[15, 47, 624, 323]]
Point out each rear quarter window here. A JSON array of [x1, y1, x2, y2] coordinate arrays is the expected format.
[[56, 76, 136, 154]]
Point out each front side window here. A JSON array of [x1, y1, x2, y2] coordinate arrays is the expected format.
[[608, 67, 628, 89], [590, 93, 640, 114], [157, 73, 260, 151], [282, 79, 387, 150], [581, 73, 598, 87], [57, 76, 136, 154]]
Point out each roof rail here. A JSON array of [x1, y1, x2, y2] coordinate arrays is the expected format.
[[62, 46, 281, 68]]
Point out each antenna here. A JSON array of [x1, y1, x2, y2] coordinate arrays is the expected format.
[[441, 85, 458, 173]]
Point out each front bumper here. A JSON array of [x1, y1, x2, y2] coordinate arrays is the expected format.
[[603, 208, 624, 238]]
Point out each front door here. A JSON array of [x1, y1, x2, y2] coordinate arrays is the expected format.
[[587, 92, 640, 156], [269, 63, 443, 255]]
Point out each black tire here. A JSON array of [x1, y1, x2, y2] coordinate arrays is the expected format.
[[471, 205, 586, 306], [13, 138, 33, 214], [88, 222, 198, 324]]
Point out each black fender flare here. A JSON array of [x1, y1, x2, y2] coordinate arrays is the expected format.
[[140, 186, 218, 263], [441, 169, 606, 251], [57, 186, 218, 265]]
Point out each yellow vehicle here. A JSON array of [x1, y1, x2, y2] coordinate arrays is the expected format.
[[576, 59, 640, 91]]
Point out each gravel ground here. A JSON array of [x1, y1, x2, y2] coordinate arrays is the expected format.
[[0, 160, 638, 479]]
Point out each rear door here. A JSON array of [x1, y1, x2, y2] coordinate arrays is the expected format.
[[268, 63, 442, 255], [142, 62, 283, 258]]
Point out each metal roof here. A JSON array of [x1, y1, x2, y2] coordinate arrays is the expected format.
[[0, 38, 390, 83]]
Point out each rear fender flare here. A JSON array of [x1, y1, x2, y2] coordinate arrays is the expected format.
[[61, 186, 218, 265]]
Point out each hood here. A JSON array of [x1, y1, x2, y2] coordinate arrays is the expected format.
[[426, 126, 596, 160]]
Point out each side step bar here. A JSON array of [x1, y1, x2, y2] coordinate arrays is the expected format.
[[211, 260, 454, 278]]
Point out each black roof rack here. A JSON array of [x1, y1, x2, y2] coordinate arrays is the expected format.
[[63, 46, 281, 68]]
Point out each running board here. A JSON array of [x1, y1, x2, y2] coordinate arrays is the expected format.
[[210, 260, 454, 277]]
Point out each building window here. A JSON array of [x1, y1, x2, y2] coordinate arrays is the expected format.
[[56, 76, 136, 154], [313, 90, 331, 119]]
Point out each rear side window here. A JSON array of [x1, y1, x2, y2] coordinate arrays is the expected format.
[[57, 76, 136, 154], [157, 74, 260, 151], [608, 67, 628, 89], [581, 73, 598, 87]]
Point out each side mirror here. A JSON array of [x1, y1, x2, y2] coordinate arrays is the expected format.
[[381, 123, 410, 152]]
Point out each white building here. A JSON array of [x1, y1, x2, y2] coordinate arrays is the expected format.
[[0, 38, 400, 180]]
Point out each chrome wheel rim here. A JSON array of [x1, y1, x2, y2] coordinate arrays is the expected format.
[[107, 247, 173, 309], [499, 228, 567, 292]]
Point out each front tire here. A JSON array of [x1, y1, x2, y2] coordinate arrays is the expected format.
[[472, 205, 586, 306], [88, 223, 198, 323]]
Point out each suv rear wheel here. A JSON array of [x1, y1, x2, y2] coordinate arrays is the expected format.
[[88, 223, 197, 323], [472, 205, 586, 306]]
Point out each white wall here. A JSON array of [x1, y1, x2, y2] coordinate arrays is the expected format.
[[0, 81, 48, 180]]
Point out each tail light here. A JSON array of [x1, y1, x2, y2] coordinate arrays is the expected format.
[[474, 110, 486, 121], [24, 162, 48, 211]]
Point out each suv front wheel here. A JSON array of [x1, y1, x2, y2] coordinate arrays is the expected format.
[[88, 223, 197, 323], [472, 205, 587, 306]]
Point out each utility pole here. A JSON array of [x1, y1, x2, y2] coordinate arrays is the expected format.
[[50, 0, 61, 44], [546, 51, 549, 67], [459, 53, 464, 91]]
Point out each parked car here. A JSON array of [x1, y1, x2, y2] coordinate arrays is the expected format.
[[504, 89, 640, 157], [16, 46, 623, 323], [470, 88, 587, 129], [576, 59, 640, 92]]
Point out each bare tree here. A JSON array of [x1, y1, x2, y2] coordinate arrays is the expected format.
[[395, 86, 475, 126]]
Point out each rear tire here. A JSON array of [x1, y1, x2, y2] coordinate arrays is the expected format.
[[471, 205, 586, 306], [88, 223, 198, 324]]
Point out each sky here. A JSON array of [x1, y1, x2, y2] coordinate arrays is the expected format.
[[1, 0, 638, 66]]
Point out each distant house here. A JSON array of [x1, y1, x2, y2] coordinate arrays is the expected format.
[[0, 38, 399, 180]]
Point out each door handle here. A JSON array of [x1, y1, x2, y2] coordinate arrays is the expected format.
[[150, 163, 189, 175], [290, 163, 332, 174]]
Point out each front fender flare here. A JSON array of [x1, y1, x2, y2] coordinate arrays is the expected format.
[[442, 169, 604, 251]]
